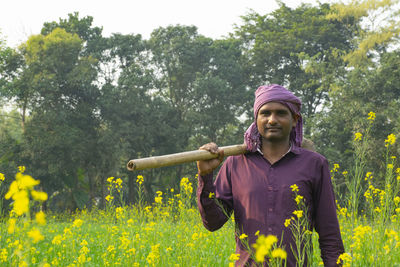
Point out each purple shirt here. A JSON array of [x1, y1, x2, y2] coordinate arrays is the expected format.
[[197, 145, 344, 266]]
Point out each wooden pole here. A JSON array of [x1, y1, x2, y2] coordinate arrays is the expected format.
[[127, 144, 247, 171]]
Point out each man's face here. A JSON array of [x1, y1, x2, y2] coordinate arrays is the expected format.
[[256, 102, 298, 143]]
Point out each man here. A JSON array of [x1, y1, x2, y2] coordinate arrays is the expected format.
[[196, 84, 344, 266]]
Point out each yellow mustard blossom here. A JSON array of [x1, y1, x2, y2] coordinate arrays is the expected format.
[[16, 173, 40, 189], [28, 228, 44, 243], [52, 235, 62, 245], [385, 134, 396, 147], [333, 163, 340, 172], [105, 195, 114, 202], [107, 177, 114, 183], [284, 218, 292, 227], [337, 252, 352, 267], [271, 248, 287, 259], [229, 253, 240, 261], [255, 230, 260, 236], [136, 175, 144, 185], [155, 191, 163, 204], [18, 166, 26, 173], [12, 190, 30, 216], [253, 235, 278, 262], [35, 211, 46, 225], [72, 219, 84, 228], [7, 218, 16, 234], [342, 171, 348, 176], [239, 233, 248, 240], [293, 210, 303, 218], [31, 190, 48, 201], [388, 164, 394, 169], [290, 184, 299, 192], [295, 195, 304, 205], [146, 244, 160, 265], [0, 248, 8, 263], [192, 233, 199, 240], [354, 132, 362, 141], [0, 173, 5, 181], [367, 111, 376, 121], [209, 192, 215, 198]]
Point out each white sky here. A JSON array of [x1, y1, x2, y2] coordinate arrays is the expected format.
[[0, 0, 329, 48]]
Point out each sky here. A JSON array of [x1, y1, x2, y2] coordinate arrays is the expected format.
[[0, 0, 329, 48]]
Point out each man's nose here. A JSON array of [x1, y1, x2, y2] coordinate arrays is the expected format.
[[268, 113, 278, 124]]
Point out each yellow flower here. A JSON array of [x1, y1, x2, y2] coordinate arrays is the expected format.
[[284, 218, 292, 227], [239, 233, 248, 240], [367, 111, 376, 121], [0, 248, 8, 263], [255, 230, 260, 236], [342, 171, 348, 176], [293, 210, 303, 218], [4, 181, 18, 200], [27, 228, 44, 243], [192, 233, 199, 240], [388, 164, 394, 169], [52, 235, 62, 245], [115, 178, 123, 187], [290, 184, 299, 192], [31, 190, 48, 201], [229, 253, 240, 261], [295, 195, 304, 205], [385, 134, 396, 147], [253, 235, 278, 262], [72, 219, 83, 228], [136, 175, 144, 185], [7, 218, 16, 234], [333, 163, 340, 171], [13, 190, 30, 216], [105, 195, 114, 202], [107, 177, 114, 183], [18, 166, 26, 173], [209, 192, 215, 198], [17, 173, 40, 189], [35, 211, 46, 225], [337, 252, 352, 266], [0, 173, 5, 181], [354, 132, 362, 141], [271, 248, 287, 259], [155, 196, 163, 204]]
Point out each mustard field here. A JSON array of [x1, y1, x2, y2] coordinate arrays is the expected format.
[[1, 113, 400, 266]]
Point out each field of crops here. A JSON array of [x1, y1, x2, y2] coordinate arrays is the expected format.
[[1, 114, 400, 266]]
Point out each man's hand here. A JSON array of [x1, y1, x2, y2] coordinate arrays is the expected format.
[[197, 142, 224, 176]]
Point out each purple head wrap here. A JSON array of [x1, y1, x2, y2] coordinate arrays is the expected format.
[[244, 84, 303, 152]]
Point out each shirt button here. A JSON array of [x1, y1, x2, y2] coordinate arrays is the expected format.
[[268, 227, 272, 232], [268, 186, 273, 191], [268, 208, 273, 212]]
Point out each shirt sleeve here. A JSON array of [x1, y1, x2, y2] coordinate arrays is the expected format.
[[196, 159, 234, 232], [313, 157, 345, 266]]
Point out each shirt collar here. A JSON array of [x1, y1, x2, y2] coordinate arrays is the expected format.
[[257, 142, 300, 156]]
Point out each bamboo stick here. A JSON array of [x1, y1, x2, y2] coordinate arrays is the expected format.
[[127, 144, 247, 171]]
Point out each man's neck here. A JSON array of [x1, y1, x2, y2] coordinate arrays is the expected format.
[[261, 139, 291, 164]]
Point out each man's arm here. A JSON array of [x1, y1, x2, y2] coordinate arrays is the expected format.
[[196, 143, 233, 231], [197, 171, 233, 231], [313, 157, 345, 266]]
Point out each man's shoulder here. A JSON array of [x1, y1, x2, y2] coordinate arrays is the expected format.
[[225, 151, 260, 163], [295, 146, 328, 163]]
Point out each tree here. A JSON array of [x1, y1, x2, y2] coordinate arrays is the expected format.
[[235, 3, 357, 133], [17, 27, 101, 210]]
